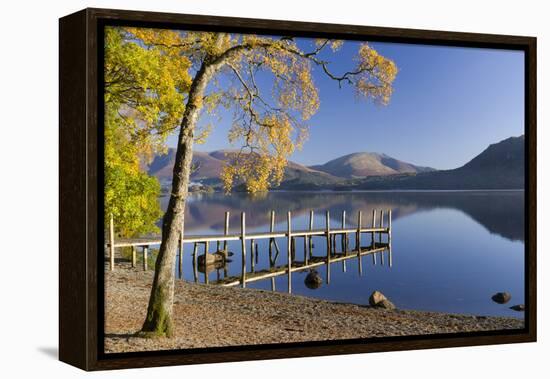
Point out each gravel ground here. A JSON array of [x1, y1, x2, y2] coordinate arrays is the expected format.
[[105, 264, 524, 353]]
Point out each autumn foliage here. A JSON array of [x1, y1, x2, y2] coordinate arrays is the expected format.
[[109, 28, 397, 195]]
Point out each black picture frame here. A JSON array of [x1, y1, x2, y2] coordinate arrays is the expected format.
[[59, 7, 537, 371]]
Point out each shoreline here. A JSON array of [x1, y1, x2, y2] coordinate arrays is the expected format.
[[179, 188, 525, 196], [105, 264, 524, 353]]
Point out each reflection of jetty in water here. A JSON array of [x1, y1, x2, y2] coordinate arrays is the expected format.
[[109, 208, 392, 293], [196, 241, 392, 293]]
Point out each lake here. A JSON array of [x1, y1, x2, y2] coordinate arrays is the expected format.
[[162, 190, 525, 318]]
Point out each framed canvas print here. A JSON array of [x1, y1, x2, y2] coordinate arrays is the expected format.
[[59, 8, 536, 371]]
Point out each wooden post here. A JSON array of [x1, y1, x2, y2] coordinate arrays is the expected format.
[[192, 243, 198, 283], [179, 225, 184, 279], [109, 213, 115, 271], [269, 210, 274, 264], [143, 245, 148, 271], [356, 211, 362, 252], [372, 209, 377, 264], [241, 212, 246, 288], [357, 210, 363, 275], [250, 239, 255, 272], [131, 245, 136, 268], [303, 236, 308, 265], [270, 210, 276, 231], [388, 209, 392, 245], [308, 210, 314, 256], [371, 209, 377, 248], [379, 210, 385, 263], [223, 211, 230, 252], [204, 240, 209, 284], [388, 209, 393, 268], [380, 210, 385, 244], [287, 211, 292, 293], [341, 210, 346, 254], [325, 210, 331, 256], [325, 210, 331, 284]]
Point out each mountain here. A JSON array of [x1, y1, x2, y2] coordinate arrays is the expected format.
[[148, 148, 218, 181], [148, 149, 341, 189], [148, 136, 524, 191], [348, 135, 525, 190], [311, 152, 434, 178], [275, 160, 343, 190], [148, 150, 226, 181], [460, 135, 524, 174]]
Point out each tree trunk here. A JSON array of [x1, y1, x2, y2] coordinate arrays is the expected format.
[[140, 34, 250, 337], [140, 62, 216, 337]]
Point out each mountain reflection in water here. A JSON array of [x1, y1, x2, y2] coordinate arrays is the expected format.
[[162, 190, 524, 242]]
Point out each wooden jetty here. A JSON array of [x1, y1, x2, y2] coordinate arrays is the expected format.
[[107, 209, 392, 291]]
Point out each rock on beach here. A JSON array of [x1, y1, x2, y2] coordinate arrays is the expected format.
[[369, 291, 396, 310]]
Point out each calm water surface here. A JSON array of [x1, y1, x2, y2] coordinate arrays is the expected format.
[[161, 191, 524, 318]]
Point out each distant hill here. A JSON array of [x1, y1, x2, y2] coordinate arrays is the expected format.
[[148, 149, 342, 189], [148, 136, 525, 190], [311, 152, 434, 178], [148, 150, 224, 181], [347, 136, 525, 190]]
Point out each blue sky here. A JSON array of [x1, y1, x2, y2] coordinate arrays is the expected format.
[[167, 38, 524, 170]]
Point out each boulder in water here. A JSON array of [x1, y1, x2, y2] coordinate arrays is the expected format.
[[197, 251, 225, 266], [510, 304, 525, 311], [491, 292, 511, 304], [304, 270, 323, 289]]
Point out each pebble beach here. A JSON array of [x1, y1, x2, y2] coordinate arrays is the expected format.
[[105, 264, 524, 353]]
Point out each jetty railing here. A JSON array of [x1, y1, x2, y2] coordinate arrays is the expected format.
[[107, 209, 392, 290]]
